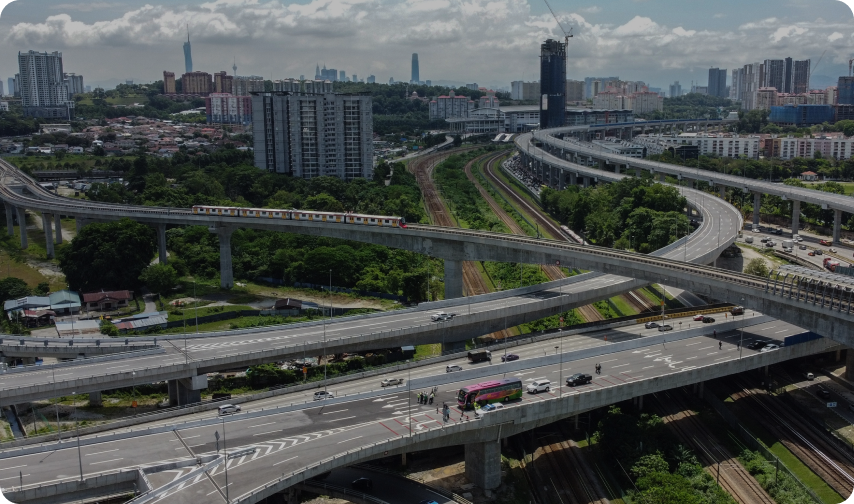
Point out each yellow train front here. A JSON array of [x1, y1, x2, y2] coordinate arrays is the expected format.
[[192, 206, 406, 228]]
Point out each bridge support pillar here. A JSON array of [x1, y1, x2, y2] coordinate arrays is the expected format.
[[157, 224, 168, 265], [719, 186, 726, 200], [464, 440, 501, 489], [558, 171, 566, 190], [635, 168, 641, 178], [597, 159, 605, 171], [54, 213, 62, 244], [16, 207, 27, 250], [444, 260, 463, 300], [583, 176, 590, 188], [792, 200, 801, 235], [569, 172, 577, 186], [697, 381, 704, 399], [76, 218, 87, 234], [215, 227, 235, 289], [88, 391, 102, 407], [401, 452, 407, 466], [42, 214, 54, 259], [574, 414, 579, 429], [4, 204, 13, 237], [752, 193, 761, 226], [637, 395, 644, 411], [613, 164, 620, 174], [658, 172, 665, 182], [833, 209, 842, 244], [844, 349, 854, 380], [168, 374, 208, 407]]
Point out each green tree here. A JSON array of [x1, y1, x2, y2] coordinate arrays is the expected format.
[[0, 277, 31, 302], [631, 453, 670, 479], [100, 319, 119, 336], [744, 258, 770, 277], [34, 282, 50, 296], [58, 218, 157, 292], [139, 264, 178, 295]]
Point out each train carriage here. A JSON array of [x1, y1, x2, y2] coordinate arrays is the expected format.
[[191, 206, 406, 228]]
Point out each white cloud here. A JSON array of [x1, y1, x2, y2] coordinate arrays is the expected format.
[[3, 0, 854, 85]]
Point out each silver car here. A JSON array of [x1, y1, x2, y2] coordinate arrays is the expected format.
[[381, 378, 404, 387]]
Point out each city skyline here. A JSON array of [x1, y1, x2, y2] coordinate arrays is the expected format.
[[1, 0, 854, 91]]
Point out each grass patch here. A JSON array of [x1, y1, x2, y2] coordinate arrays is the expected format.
[[609, 296, 637, 316], [414, 344, 441, 359], [166, 304, 253, 322]]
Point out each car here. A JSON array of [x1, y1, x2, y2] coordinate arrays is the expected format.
[[657, 324, 673, 332], [446, 364, 463, 373], [760, 237, 769, 243], [746, 341, 768, 350], [804, 372, 815, 380], [764, 242, 775, 248], [565, 373, 593, 387], [731, 306, 744, 315], [644, 321, 660, 329], [475, 403, 505, 416], [816, 387, 831, 399], [830, 248, 838, 253], [431, 312, 456, 322], [759, 343, 780, 352], [527, 380, 551, 394], [814, 249, 823, 256], [693, 314, 705, 321], [381, 378, 404, 387], [313, 391, 334, 401], [800, 245, 807, 250], [702, 316, 715, 323], [820, 239, 832, 246], [808, 251, 815, 256], [351, 477, 373, 490], [217, 404, 241, 415], [774, 228, 783, 235], [501, 354, 519, 362]]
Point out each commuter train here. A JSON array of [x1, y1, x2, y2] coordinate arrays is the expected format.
[[191, 205, 407, 228]]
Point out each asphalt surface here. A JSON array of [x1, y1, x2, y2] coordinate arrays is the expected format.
[[0, 316, 808, 503]]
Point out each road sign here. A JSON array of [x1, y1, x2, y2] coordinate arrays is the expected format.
[[828, 402, 838, 408], [555, 260, 560, 266]]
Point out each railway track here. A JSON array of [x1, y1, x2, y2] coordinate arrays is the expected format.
[[409, 149, 511, 339], [729, 377, 854, 497], [535, 424, 610, 504], [653, 389, 775, 504]]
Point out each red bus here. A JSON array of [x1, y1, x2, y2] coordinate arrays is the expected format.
[[457, 378, 523, 410]]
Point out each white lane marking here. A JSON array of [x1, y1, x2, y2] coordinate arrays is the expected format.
[[0, 474, 29, 481], [0, 464, 27, 471], [90, 458, 123, 465], [515, 371, 535, 376], [85, 448, 119, 457], [642, 366, 654, 370], [337, 435, 363, 444], [372, 396, 398, 402], [327, 415, 357, 422], [253, 430, 282, 437], [322, 409, 349, 415], [698, 346, 713, 350], [714, 357, 730, 361], [685, 342, 702, 346], [612, 364, 629, 369], [686, 356, 698, 360], [249, 422, 276, 428], [273, 456, 299, 466], [600, 359, 618, 363]]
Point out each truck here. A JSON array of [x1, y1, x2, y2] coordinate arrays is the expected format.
[[782, 239, 793, 252], [467, 350, 492, 363], [824, 258, 842, 272], [731, 306, 744, 316]]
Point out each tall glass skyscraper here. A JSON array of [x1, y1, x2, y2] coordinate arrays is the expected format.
[[539, 39, 566, 129], [411, 53, 419, 84], [183, 27, 193, 74]]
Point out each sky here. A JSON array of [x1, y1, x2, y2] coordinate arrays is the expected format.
[[1, 0, 854, 91]]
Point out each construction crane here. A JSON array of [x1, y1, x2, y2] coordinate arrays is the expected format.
[[542, 0, 573, 47], [849, 57, 853, 77]]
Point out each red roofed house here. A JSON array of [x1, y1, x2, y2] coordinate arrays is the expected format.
[[82, 290, 134, 312], [800, 171, 819, 181]]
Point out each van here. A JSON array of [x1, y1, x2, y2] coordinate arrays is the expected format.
[[526, 380, 551, 394], [745, 236, 754, 244]]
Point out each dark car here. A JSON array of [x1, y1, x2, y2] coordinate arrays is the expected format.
[[658, 324, 673, 332], [746, 340, 768, 350], [565, 373, 593, 387], [816, 387, 831, 399], [702, 316, 715, 323], [352, 478, 373, 490], [501, 354, 519, 362]]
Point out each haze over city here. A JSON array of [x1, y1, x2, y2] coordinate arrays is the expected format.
[[2, 0, 854, 89]]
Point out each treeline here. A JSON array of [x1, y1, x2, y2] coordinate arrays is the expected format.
[[541, 177, 690, 251], [639, 93, 739, 121], [593, 406, 738, 504]]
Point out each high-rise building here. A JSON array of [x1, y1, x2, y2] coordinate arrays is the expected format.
[[339, 70, 346, 82], [206, 93, 252, 124], [181, 71, 213, 95], [429, 91, 474, 119], [367, 75, 376, 84], [252, 92, 374, 180], [299, 75, 305, 81], [784, 57, 793, 93], [233, 76, 265, 96], [6, 77, 14, 97], [791, 60, 811, 95], [838, 77, 854, 105], [740, 62, 763, 110], [183, 27, 193, 74], [466, 83, 478, 90], [351, 74, 357, 83], [756, 87, 778, 110], [539, 39, 566, 129], [669, 81, 682, 98], [565, 80, 584, 102], [315, 64, 321, 80], [708, 68, 728, 98], [763, 59, 786, 92], [425, 80, 431, 86], [163, 71, 176, 94], [510, 81, 540, 100], [730, 69, 742, 101], [63, 73, 84, 96], [214, 71, 233, 94], [17, 50, 73, 119], [327, 68, 337, 81], [583, 77, 619, 99], [389, 77, 395, 84], [411, 53, 419, 84], [0, 81, 4, 97]]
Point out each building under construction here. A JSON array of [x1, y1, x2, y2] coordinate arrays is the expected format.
[[540, 39, 567, 129]]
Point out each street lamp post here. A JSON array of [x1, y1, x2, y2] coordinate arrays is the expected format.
[[72, 391, 83, 481], [739, 297, 745, 359], [323, 269, 331, 390], [222, 417, 229, 502], [53, 368, 61, 442]]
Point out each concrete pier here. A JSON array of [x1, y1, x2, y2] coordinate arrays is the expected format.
[[42, 213, 54, 258], [464, 441, 501, 489], [89, 391, 103, 407], [16, 207, 27, 249], [157, 224, 168, 265], [753, 193, 762, 226], [167, 374, 207, 406], [792, 200, 801, 235], [834, 209, 842, 244], [4, 203, 13, 236], [54, 213, 62, 244], [444, 260, 463, 300], [216, 227, 235, 289]]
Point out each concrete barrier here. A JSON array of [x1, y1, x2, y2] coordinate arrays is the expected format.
[[2, 468, 149, 504], [128, 456, 222, 504]]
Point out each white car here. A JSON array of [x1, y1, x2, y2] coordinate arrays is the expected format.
[[527, 380, 551, 394], [431, 312, 456, 322], [381, 378, 404, 387], [759, 343, 780, 352], [446, 365, 463, 373], [475, 403, 505, 416], [830, 248, 838, 253], [218, 404, 241, 415], [313, 391, 334, 400]]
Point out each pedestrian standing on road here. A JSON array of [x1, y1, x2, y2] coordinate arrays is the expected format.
[[719, 341, 722, 350]]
